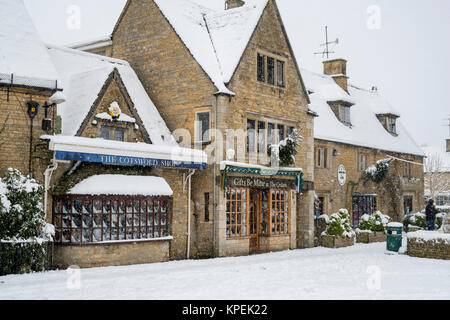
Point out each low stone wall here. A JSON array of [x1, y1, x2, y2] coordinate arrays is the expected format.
[[321, 234, 355, 248], [259, 235, 291, 253], [356, 231, 386, 244], [407, 231, 450, 260], [53, 239, 171, 269]]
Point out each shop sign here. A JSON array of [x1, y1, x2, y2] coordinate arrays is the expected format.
[[55, 151, 206, 170], [227, 176, 297, 190]]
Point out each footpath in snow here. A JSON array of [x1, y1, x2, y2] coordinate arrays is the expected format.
[[0, 242, 448, 300]]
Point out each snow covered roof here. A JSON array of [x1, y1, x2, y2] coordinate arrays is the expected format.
[[69, 175, 173, 196], [46, 45, 176, 146], [301, 69, 424, 157], [0, 0, 60, 89], [150, 0, 269, 94]]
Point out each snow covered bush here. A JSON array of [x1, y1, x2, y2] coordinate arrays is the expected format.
[[403, 212, 427, 229], [268, 129, 302, 167], [0, 169, 54, 275], [325, 209, 355, 238], [363, 158, 394, 184], [358, 211, 390, 232]]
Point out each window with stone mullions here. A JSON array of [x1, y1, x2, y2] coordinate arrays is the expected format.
[[196, 112, 210, 142], [257, 121, 266, 154], [277, 60, 285, 87], [267, 57, 275, 85], [257, 53, 265, 82], [247, 119, 256, 152]]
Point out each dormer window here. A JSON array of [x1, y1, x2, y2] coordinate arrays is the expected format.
[[387, 117, 397, 134], [339, 105, 351, 125], [377, 114, 399, 135]]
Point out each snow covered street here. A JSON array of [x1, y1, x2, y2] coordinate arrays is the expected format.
[[0, 242, 448, 300]]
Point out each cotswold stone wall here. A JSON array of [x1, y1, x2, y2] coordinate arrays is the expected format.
[[321, 234, 355, 248], [53, 239, 170, 269], [356, 231, 386, 244], [314, 139, 424, 222], [0, 87, 54, 183], [112, 0, 316, 258], [407, 235, 450, 260]]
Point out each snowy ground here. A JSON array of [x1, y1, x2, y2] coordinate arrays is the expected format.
[[0, 242, 448, 300]]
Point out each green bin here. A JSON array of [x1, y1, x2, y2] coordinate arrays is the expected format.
[[386, 224, 403, 252]]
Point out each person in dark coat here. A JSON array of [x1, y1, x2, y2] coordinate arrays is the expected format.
[[425, 199, 439, 230]]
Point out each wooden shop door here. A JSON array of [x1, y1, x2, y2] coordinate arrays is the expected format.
[[249, 190, 260, 253]]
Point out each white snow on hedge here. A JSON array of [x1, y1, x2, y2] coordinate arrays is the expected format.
[[69, 175, 173, 196], [407, 231, 450, 244], [47, 45, 176, 146], [0, 0, 59, 87], [301, 69, 424, 157]]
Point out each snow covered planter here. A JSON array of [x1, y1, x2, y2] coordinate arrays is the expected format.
[[321, 209, 355, 248], [356, 211, 390, 244], [407, 231, 450, 260], [0, 169, 54, 275], [403, 212, 440, 232]]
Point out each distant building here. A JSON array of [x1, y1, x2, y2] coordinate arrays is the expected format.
[[302, 59, 425, 228], [423, 141, 450, 210]]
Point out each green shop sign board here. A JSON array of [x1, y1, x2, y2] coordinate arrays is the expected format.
[[221, 165, 304, 193]]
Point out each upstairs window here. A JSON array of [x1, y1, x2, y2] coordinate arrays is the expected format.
[[387, 117, 397, 134], [315, 147, 328, 168], [100, 127, 124, 142], [277, 60, 285, 87], [257, 121, 266, 154], [247, 119, 256, 152], [339, 105, 351, 125], [257, 53, 265, 82], [257, 52, 286, 87], [267, 57, 275, 85], [277, 124, 285, 143], [403, 162, 412, 178], [358, 153, 369, 171], [195, 111, 211, 142]]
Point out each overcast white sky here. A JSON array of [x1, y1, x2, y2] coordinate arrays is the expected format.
[[24, 0, 450, 149]]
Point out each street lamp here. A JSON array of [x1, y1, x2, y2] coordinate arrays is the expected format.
[[42, 91, 66, 131]]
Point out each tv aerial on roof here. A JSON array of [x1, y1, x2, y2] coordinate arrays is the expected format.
[[314, 26, 339, 60]]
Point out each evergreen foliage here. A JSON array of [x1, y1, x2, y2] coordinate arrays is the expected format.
[[358, 211, 390, 232], [325, 209, 355, 238], [268, 129, 302, 167], [0, 169, 53, 275], [363, 158, 394, 184]]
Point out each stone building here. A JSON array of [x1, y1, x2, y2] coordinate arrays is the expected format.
[[301, 59, 425, 230], [110, 0, 316, 258], [0, 0, 61, 183], [1, 0, 207, 268]]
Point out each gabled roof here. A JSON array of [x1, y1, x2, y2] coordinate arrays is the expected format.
[[301, 69, 425, 157], [0, 0, 59, 89], [46, 45, 176, 146], [113, 0, 270, 95]]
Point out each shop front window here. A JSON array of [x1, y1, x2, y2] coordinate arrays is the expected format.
[[53, 195, 171, 244], [225, 187, 290, 239]]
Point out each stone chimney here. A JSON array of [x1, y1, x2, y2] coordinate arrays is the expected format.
[[323, 59, 349, 92], [225, 0, 245, 10], [446, 138, 450, 153]]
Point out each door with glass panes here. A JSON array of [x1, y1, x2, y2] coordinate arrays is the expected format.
[[249, 190, 269, 253]]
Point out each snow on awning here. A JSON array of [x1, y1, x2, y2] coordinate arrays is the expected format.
[[69, 175, 173, 196], [42, 135, 207, 170]]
